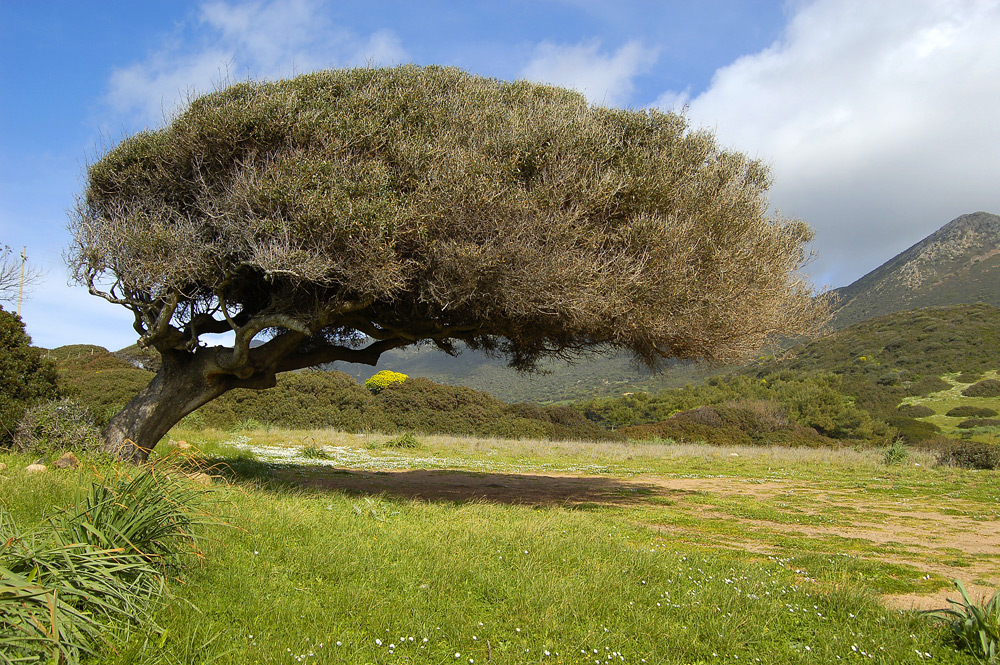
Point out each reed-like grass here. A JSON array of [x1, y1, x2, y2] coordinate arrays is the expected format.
[[927, 580, 1000, 662], [0, 461, 212, 663]]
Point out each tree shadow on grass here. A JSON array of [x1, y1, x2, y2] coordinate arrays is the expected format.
[[198, 455, 665, 508]]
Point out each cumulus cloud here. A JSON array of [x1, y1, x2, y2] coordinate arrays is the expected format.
[[655, 0, 1000, 288], [106, 0, 407, 128], [521, 40, 658, 106]]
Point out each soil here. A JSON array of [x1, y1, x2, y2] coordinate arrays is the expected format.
[[271, 466, 999, 611]]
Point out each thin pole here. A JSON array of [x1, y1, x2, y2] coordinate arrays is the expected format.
[[17, 246, 26, 316]]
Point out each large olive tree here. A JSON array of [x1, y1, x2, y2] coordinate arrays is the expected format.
[[70, 65, 825, 462]]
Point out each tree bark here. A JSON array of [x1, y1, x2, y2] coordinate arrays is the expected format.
[[99, 335, 395, 463], [100, 349, 244, 463]]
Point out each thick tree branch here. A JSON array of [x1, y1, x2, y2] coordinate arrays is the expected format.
[[275, 337, 412, 372], [215, 314, 312, 374]]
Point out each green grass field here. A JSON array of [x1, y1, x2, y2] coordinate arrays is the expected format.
[[2, 431, 998, 664]]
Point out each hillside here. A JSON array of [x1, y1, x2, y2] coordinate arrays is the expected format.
[[578, 304, 1000, 453], [755, 303, 1000, 379], [831, 211, 1000, 328], [324, 344, 717, 403]]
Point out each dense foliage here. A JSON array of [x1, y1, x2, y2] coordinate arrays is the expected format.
[[946, 406, 999, 418], [364, 370, 408, 394], [0, 307, 58, 445], [963, 379, 1000, 398], [50, 346, 615, 441], [578, 371, 895, 444], [43, 345, 155, 427], [618, 399, 836, 448]]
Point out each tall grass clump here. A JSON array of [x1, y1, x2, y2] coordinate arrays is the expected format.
[[0, 465, 213, 662], [882, 439, 910, 466], [926, 580, 1000, 662]]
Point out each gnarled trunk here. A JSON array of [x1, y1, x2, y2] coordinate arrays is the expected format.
[[100, 349, 256, 463]]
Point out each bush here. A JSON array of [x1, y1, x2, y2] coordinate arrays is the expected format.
[[876, 372, 900, 386], [12, 398, 100, 455], [963, 379, 1000, 398], [883, 440, 910, 465], [621, 400, 836, 448], [956, 418, 1000, 430], [47, 344, 152, 427], [946, 406, 999, 418], [365, 370, 409, 394], [886, 415, 940, 443], [936, 441, 1000, 470], [383, 432, 421, 448], [905, 375, 951, 397], [897, 404, 935, 418], [956, 371, 983, 383], [0, 307, 59, 445]]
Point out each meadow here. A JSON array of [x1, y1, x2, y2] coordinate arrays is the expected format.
[[3, 430, 997, 664]]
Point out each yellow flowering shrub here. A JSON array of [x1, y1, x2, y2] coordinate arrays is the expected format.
[[365, 370, 408, 394]]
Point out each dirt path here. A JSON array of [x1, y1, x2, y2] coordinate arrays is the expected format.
[[272, 466, 1000, 610]]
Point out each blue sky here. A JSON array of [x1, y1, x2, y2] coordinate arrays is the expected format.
[[3, 0, 1000, 350]]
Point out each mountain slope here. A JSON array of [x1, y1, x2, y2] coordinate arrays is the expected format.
[[324, 345, 716, 404], [831, 211, 1000, 328]]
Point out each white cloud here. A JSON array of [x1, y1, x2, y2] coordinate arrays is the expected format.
[[105, 0, 408, 128], [521, 39, 658, 107], [655, 0, 1000, 288]]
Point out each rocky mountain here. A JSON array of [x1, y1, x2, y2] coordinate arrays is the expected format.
[[831, 211, 1000, 328]]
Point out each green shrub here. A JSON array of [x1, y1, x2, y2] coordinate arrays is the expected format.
[[620, 400, 837, 448], [936, 441, 1000, 470], [365, 370, 409, 394], [0, 307, 59, 445], [905, 375, 951, 397], [956, 418, 1000, 430], [956, 371, 984, 383], [946, 405, 999, 418], [882, 440, 910, 465], [876, 372, 900, 386], [300, 444, 330, 459], [897, 404, 935, 418], [963, 379, 1000, 398], [886, 415, 940, 443], [383, 432, 421, 448], [12, 398, 100, 456]]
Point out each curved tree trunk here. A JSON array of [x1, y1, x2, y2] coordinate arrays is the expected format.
[[98, 331, 386, 463], [100, 350, 233, 463]]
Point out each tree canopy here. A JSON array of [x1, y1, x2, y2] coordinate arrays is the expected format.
[[68, 65, 825, 460]]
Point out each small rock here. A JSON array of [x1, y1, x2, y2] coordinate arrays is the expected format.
[[188, 472, 213, 486], [175, 441, 192, 450], [55, 452, 80, 469], [25, 463, 47, 474], [729, 453, 740, 457]]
